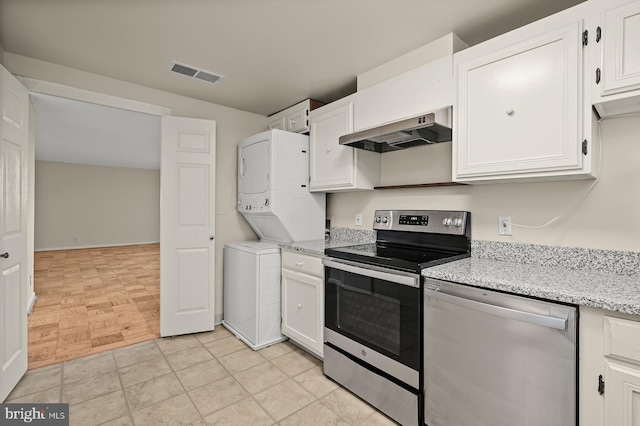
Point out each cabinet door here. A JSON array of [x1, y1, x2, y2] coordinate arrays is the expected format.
[[268, 116, 285, 130], [601, 0, 640, 96], [309, 102, 356, 190], [455, 21, 584, 180], [281, 269, 323, 357], [285, 104, 309, 133], [604, 361, 640, 426]]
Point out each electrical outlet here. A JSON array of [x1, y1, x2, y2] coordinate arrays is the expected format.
[[355, 213, 363, 226], [499, 216, 512, 236]]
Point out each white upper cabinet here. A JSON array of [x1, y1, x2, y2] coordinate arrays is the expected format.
[[267, 115, 285, 130], [354, 56, 454, 131], [453, 2, 598, 183], [353, 33, 466, 131], [309, 95, 380, 192], [268, 99, 324, 134], [592, 0, 640, 116]]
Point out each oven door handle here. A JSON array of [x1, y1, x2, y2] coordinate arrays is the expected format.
[[426, 287, 568, 330], [323, 258, 420, 288]]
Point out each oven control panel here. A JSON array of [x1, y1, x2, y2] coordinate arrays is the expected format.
[[373, 210, 468, 235]]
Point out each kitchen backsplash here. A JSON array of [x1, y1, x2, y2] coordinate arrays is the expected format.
[[472, 240, 640, 276], [326, 229, 640, 276], [329, 227, 376, 243]]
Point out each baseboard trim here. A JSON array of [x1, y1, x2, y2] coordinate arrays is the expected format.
[[35, 241, 160, 252], [27, 292, 37, 315]]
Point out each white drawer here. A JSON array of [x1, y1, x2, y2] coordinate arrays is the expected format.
[[604, 316, 640, 365], [282, 250, 324, 277]]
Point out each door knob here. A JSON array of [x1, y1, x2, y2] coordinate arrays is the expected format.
[[0, 253, 9, 259], [209, 236, 214, 240]]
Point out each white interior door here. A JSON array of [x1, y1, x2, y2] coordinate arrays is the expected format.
[[0, 66, 29, 401], [160, 116, 216, 337]]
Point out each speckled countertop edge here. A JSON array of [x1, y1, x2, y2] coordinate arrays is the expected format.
[[283, 234, 640, 315], [279, 228, 376, 255], [424, 240, 640, 315]]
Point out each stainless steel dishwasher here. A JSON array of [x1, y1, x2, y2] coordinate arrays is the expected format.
[[423, 278, 577, 426]]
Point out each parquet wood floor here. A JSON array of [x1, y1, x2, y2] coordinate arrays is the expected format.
[[28, 243, 160, 369]]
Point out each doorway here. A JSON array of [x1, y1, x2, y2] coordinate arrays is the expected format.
[[28, 93, 162, 369], [2, 75, 217, 401]]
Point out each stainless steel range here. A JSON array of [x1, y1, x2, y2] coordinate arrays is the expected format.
[[322, 210, 471, 426]]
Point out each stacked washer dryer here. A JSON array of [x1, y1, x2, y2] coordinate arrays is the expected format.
[[223, 129, 325, 350]]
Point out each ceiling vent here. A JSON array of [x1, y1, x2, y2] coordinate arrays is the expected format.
[[169, 61, 224, 85]]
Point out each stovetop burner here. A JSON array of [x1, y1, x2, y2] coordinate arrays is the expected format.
[[326, 210, 471, 273]]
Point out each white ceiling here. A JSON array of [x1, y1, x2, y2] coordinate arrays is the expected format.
[[31, 94, 161, 169], [0, 0, 585, 116]]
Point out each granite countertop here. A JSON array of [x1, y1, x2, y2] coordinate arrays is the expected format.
[[422, 241, 640, 316], [280, 228, 376, 256], [283, 233, 640, 315]]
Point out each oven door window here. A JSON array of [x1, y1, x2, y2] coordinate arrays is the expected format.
[[325, 266, 421, 370]]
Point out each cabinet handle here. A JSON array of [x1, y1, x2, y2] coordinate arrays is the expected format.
[[0, 252, 9, 259], [295, 262, 304, 267], [598, 374, 605, 395], [326, 148, 331, 153], [506, 108, 515, 116], [297, 304, 303, 309]]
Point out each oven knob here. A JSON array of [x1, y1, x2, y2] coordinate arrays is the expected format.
[[442, 217, 452, 226], [382, 217, 388, 224], [454, 217, 463, 227], [375, 216, 381, 223]]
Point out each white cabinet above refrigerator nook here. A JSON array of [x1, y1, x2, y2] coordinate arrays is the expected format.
[[267, 99, 325, 134]]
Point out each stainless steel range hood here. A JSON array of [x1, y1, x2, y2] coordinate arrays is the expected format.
[[339, 107, 452, 153]]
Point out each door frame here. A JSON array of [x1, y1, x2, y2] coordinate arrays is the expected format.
[[18, 77, 172, 313]]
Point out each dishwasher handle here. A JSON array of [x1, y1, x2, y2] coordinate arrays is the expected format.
[[426, 287, 568, 330]]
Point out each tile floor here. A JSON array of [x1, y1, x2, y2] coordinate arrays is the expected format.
[[6, 326, 398, 425]]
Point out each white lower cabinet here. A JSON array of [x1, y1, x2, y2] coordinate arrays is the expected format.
[[281, 249, 324, 358], [604, 361, 640, 425], [580, 307, 640, 426], [603, 315, 640, 426]]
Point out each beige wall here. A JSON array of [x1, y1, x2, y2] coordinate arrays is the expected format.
[[35, 161, 160, 250], [328, 114, 640, 252], [6, 53, 265, 322]]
